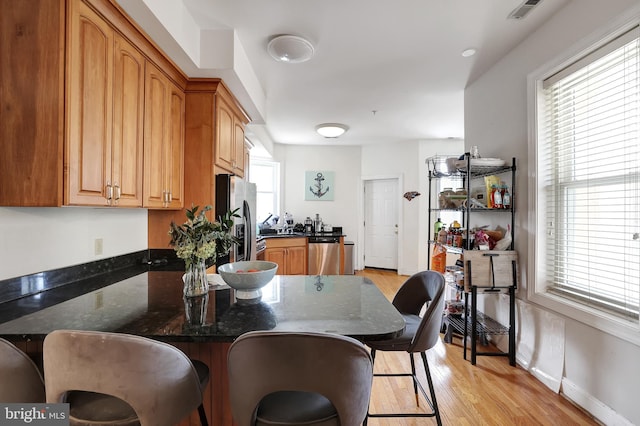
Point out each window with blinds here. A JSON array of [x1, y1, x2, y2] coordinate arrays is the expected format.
[[539, 26, 640, 321], [249, 159, 280, 225]]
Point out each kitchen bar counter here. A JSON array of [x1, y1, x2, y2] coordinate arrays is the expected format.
[[0, 271, 404, 342], [0, 269, 403, 426]]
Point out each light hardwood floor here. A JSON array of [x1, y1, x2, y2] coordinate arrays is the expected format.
[[357, 268, 600, 426]]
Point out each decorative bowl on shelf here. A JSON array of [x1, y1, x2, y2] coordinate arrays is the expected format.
[[217, 261, 278, 302]]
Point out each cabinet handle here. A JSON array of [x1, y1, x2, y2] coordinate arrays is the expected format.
[[106, 183, 113, 205], [114, 184, 121, 204], [168, 191, 172, 203]]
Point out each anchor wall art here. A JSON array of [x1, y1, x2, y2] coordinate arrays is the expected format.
[[305, 171, 335, 201]]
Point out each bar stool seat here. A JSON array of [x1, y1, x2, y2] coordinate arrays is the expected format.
[[67, 392, 138, 426], [256, 391, 338, 425]]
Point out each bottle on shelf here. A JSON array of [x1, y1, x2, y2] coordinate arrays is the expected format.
[[470, 145, 480, 159], [453, 228, 463, 248], [437, 226, 448, 244], [433, 217, 443, 241], [491, 184, 503, 209], [448, 220, 461, 246], [502, 185, 511, 209]]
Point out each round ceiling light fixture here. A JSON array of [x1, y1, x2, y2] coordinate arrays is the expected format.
[[267, 35, 314, 63], [316, 123, 349, 138], [461, 48, 477, 58]]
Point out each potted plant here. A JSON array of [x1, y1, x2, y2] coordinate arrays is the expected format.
[[169, 205, 239, 297]]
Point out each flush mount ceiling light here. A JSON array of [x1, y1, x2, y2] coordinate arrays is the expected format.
[[316, 123, 349, 138], [461, 48, 477, 57], [267, 35, 314, 63]]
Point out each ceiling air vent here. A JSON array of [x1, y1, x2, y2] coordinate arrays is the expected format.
[[508, 0, 542, 20]]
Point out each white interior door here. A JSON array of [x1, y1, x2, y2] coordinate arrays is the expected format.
[[364, 179, 398, 269]]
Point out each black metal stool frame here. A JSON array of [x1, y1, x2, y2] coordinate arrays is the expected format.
[[365, 349, 442, 426]]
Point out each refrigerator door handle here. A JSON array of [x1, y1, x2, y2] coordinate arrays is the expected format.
[[243, 200, 252, 261]]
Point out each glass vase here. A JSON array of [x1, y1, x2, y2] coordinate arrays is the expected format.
[[183, 258, 209, 297], [184, 294, 209, 326]]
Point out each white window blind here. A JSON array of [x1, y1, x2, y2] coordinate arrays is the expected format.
[[541, 26, 640, 321]]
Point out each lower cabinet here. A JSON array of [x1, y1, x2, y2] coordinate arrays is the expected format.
[[264, 237, 308, 275]]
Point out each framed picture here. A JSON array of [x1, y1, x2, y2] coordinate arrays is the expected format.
[[305, 171, 334, 201]]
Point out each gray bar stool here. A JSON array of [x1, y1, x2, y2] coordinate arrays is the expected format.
[[0, 337, 45, 403], [364, 270, 446, 426], [228, 331, 373, 426], [43, 330, 207, 426]]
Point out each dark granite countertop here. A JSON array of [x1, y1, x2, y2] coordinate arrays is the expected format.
[[0, 270, 404, 343]]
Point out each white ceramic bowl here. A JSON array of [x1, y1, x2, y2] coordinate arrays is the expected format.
[[217, 261, 278, 301]]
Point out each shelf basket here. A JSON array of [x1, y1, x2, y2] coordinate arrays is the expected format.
[[426, 155, 458, 177]]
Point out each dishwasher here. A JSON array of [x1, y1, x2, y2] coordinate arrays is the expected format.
[[308, 235, 341, 275]]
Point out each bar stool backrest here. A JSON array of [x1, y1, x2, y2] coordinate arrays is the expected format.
[[391, 270, 446, 353], [228, 331, 373, 426], [0, 338, 45, 403], [43, 330, 203, 426]]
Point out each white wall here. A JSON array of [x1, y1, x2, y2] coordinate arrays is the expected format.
[[0, 208, 148, 281], [273, 144, 362, 246], [465, 1, 640, 424]]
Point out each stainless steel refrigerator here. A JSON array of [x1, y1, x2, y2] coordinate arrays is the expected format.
[[215, 174, 257, 265]]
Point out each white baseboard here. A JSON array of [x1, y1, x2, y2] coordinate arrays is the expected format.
[[561, 378, 633, 426], [530, 365, 562, 393]]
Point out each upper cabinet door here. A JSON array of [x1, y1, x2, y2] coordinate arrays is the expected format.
[[166, 84, 185, 209], [215, 97, 235, 172], [214, 90, 249, 177], [143, 62, 185, 209], [233, 120, 246, 178], [66, 0, 114, 206], [111, 32, 144, 207], [143, 63, 169, 208]]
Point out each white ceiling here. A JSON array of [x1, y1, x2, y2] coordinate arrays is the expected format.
[[117, 0, 570, 150]]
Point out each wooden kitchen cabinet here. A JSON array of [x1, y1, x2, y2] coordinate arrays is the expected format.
[[215, 86, 250, 178], [264, 238, 308, 275], [244, 141, 252, 181], [66, 0, 144, 207], [143, 62, 185, 209], [147, 79, 249, 247], [0, 0, 186, 208], [0, 0, 65, 206]]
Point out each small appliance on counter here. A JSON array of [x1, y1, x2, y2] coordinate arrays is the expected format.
[[313, 214, 322, 234]]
